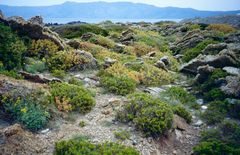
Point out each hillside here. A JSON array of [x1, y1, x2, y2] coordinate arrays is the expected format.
[[0, 11, 240, 155], [0, 1, 240, 20]]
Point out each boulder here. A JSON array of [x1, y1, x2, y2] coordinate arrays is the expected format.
[[19, 71, 62, 84], [113, 43, 125, 53], [145, 51, 156, 57], [160, 56, 170, 66], [195, 65, 215, 83], [223, 67, 240, 76], [221, 76, 240, 98], [69, 50, 98, 71], [0, 15, 66, 50], [202, 43, 227, 55], [173, 115, 188, 131], [120, 29, 135, 45], [225, 32, 240, 43], [66, 39, 81, 49], [28, 16, 44, 26], [180, 51, 238, 74], [81, 32, 95, 41], [154, 60, 168, 71], [104, 57, 117, 68]]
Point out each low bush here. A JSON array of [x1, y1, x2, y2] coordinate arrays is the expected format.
[[89, 35, 115, 49], [172, 105, 192, 123], [51, 70, 66, 79], [161, 86, 198, 109], [0, 63, 23, 79], [2, 94, 50, 131], [140, 64, 173, 86], [114, 130, 131, 141], [53, 24, 109, 39], [100, 74, 136, 95], [117, 93, 173, 137], [24, 59, 47, 74], [207, 24, 236, 34], [203, 88, 226, 102], [47, 50, 90, 71], [50, 82, 95, 113], [194, 119, 240, 154], [54, 139, 139, 155], [27, 39, 59, 58], [0, 23, 26, 70], [132, 42, 154, 57], [201, 101, 228, 125]]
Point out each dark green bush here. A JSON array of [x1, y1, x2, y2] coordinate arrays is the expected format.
[[117, 93, 173, 137], [50, 82, 95, 113], [193, 140, 238, 155], [54, 139, 139, 155], [172, 105, 192, 123], [100, 75, 136, 95], [0, 23, 26, 70], [0, 63, 23, 79], [53, 24, 109, 39], [201, 101, 228, 125], [2, 94, 50, 131], [194, 120, 240, 154], [204, 88, 226, 102], [161, 86, 199, 109], [227, 99, 240, 120]]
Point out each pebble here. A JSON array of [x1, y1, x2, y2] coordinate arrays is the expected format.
[[201, 105, 208, 110], [40, 129, 50, 134]]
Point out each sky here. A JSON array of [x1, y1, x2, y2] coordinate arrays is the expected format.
[[0, 0, 240, 11]]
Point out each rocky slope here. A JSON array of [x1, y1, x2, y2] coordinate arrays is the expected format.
[[0, 13, 239, 155]]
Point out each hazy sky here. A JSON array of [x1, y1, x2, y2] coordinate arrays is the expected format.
[[1, 0, 240, 11]]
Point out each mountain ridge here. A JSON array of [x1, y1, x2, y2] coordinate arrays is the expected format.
[[0, 1, 240, 20]]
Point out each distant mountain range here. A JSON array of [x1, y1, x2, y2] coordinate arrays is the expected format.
[[0, 1, 240, 20]]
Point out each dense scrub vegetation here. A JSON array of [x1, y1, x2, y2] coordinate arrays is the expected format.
[[54, 139, 139, 155]]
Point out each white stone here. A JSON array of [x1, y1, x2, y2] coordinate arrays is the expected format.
[[201, 105, 208, 110]]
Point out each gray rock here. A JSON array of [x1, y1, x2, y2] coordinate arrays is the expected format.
[[4, 15, 66, 50], [154, 60, 168, 71], [225, 32, 240, 43], [173, 115, 188, 131], [223, 67, 240, 76], [194, 120, 203, 127], [19, 71, 62, 84], [196, 99, 204, 105], [180, 52, 238, 74], [160, 56, 170, 66], [113, 43, 125, 53], [69, 50, 98, 71], [221, 76, 240, 98], [144, 87, 165, 96], [28, 16, 44, 26], [104, 57, 117, 68], [81, 32, 95, 41], [203, 43, 227, 55], [195, 65, 215, 83]]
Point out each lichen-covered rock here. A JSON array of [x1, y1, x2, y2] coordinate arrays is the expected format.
[[221, 76, 240, 98], [154, 60, 168, 71], [104, 57, 117, 68], [28, 16, 44, 26], [160, 56, 170, 66], [223, 67, 240, 76]]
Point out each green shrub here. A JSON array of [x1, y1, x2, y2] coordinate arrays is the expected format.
[[47, 50, 90, 71], [89, 35, 115, 49], [54, 139, 139, 155], [183, 39, 218, 62], [201, 101, 228, 125], [68, 77, 84, 86], [50, 82, 95, 113], [161, 86, 198, 109], [24, 59, 47, 74], [28, 39, 59, 58], [2, 94, 50, 131], [172, 105, 192, 123], [194, 120, 240, 154], [117, 93, 173, 137], [0, 23, 26, 70], [0, 63, 23, 79], [140, 64, 173, 86], [193, 140, 238, 155], [204, 88, 226, 102], [79, 120, 86, 127], [53, 24, 109, 39], [114, 130, 131, 141], [100, 75, 136, 95], [51, 70, 66, 79], [207, 24, 236, 34]]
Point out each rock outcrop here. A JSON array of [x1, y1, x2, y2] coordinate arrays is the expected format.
[[221, 76, 240, 98], [202, 43, 227, 55], [0, 14, 66, 50]]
